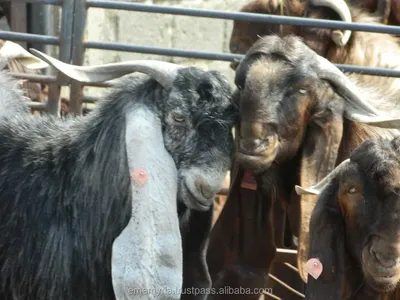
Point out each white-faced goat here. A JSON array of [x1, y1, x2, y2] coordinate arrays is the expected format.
[[0, 49, 237, 300], [296, 136, 400, 299]]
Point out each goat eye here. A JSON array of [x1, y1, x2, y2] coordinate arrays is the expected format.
[[298, 88, 308, 95], [348, 187, 357, 194], [173, 115, 185, 123]]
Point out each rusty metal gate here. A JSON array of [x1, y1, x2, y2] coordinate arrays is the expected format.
[[2, 0, 400, 299]]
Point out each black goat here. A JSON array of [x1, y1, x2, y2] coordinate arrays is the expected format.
[[296, 136, 400, 299], [0, 49, 237, 300]]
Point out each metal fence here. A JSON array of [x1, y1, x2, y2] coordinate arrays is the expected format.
[[3, 0, 400, 117]]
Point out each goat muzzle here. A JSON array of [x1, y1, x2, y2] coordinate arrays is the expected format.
[[362, 238, 400, 292]]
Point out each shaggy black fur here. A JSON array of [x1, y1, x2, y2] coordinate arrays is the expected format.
[[0, 69, 237, 299]]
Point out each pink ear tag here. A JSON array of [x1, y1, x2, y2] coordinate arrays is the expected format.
[[131, 168, 148, 187], [305, 258, 323, 280]]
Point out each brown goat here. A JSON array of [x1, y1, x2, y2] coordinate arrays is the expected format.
[[229, 0, 400, 86], [207, 35, 400, 299], [296, 136, 400, 299]]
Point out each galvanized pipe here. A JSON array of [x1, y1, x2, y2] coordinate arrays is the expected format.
[[84, 41, 400, 77], [0, 30, 59, 45], [12, 0, 62, 4], [86, 0, 400, 35]]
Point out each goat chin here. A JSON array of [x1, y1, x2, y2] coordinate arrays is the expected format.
[[361, 248, 400, 293], [236, 151, 276, 174]]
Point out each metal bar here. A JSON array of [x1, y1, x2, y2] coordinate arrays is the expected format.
[[86, 1, 400, 35], [9, 72, 57, 84], [268, 274, 305, 298], [46, 0, 75, 116], [68, 0, 87, 115], [0, 30, 59, 44], [283, 263, 299, 273], [7, 0, 62, 4], [85, 41, 241, 61], [264, 292, 281, 300], [84, 41, 400, 77], [274, 249, 297, 264], [9, 2, 27, 49], [27, 102, 46, 110]]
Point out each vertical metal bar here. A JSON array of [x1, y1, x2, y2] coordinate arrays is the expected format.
[[69, 0, 86, 116], [46, 0, 74, 116], [9, 2, 27, 48]]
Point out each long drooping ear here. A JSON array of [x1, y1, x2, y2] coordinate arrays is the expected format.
[[0, 41, 48, 69], [301, 181, 346, 299], [296, 113, 344, 282], [308, 0, 352, 46], [29, 49, 182, 90], [111, 105, 182, 298], [311, 53, 400, 128]]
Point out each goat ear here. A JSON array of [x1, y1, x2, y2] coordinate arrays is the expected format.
[[297, 114, 343, 283], [0, 41, 48, 69], [305, 183, 346, 299], [111, 106, 182, 297]]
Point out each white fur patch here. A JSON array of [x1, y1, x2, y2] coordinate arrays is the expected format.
[[111, 105, 182, 300]]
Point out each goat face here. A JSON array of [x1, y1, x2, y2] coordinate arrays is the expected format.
[[28, 49, 238, 213], [353, 138, 400, 293], [161, 67, 237, 211], [234, 37, 345, 173], [296, 137, 400, 296]]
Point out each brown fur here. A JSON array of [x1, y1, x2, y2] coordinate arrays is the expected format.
[[229, 0, 400, 87], [207, 35, 400, 299]]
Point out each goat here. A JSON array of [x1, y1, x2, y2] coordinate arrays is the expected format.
[[207, 34, 400, 299], [296, 136, 400, 299], [229, 0, 400, 89], [0, 48, 237, 300]]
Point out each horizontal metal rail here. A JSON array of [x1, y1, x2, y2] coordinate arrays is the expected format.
[[85, 41, 242, 61], [9, 73, 57, 84], [10, 0, 62, 4], [86, 0, 400, 35], [0, 31, 59, 45], [85, 41, 400, 77], [27, 102, 46, 110]]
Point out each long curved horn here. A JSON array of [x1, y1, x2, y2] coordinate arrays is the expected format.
[[29, 49, 183, 90], [313, 54, 400, 128], [310, 0, 352, 46], [295, 159, 350, 195]]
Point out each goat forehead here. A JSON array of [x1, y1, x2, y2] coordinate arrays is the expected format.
[[245, 59, 293, 93], [350, 144, 400, 190]]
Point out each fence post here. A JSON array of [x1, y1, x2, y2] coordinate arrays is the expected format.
[[46, 0, 75, 116], [68, 0, 87, 116]]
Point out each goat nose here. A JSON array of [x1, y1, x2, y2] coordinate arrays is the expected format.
[[371, 249, 397, 268], [239, 139, 262, 153], [195, 177, 215, 199]]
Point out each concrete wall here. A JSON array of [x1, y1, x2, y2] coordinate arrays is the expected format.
[[82, 0, 248, 97]]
